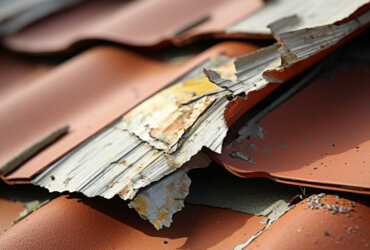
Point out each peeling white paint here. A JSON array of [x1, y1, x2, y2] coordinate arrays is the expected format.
[[227, 0, 368, 35]]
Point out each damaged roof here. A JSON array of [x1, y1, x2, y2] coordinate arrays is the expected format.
[[0, 0, 369, 248], [213, 54, 370, 194]]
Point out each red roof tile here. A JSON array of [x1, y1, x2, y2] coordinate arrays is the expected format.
[[0, 195, 266, 249]]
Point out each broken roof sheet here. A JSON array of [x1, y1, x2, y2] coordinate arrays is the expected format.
[[2, 0, 263, 53], [0, 42, 257, 183], [227, 0, 370, 36], [212, 47, 370, 194]]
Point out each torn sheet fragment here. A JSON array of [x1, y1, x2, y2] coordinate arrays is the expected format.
[[227, 0, 369, 35], [129, 153, 210, 230], [207, 11, 370, 96]]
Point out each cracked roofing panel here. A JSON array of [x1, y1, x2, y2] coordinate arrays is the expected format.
[[2, 0, 263, 53], [227, 0, 370, 36], [0, 42, 256, 183], [243, 194, 370, 250], [0, 194, 267, 249], [213, 42, 370, 194]]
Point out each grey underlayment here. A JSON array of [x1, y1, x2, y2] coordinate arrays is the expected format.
[[32, 10, 369, 229], [186, 165, 297, 223], [227, 0, 368, 35]]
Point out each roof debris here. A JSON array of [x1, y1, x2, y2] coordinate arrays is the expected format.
[[128, 153, 211, 229]]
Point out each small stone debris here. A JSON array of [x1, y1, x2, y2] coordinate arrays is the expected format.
[[163, 240, 168, 245], [324, 231, 330, 236], [306, 195, 325, 209], [307, 194, 356, 217], [297, 228, 303, 233]]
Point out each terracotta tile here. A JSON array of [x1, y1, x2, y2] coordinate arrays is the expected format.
[[0, 196, 25, 234], [0, 195, 266, 249], [0, 42, 258, 182], [0, 49, 51, 101], [246, 194, 370, 250], [214, 59, 370, 194], [3, 0, 263, 53]]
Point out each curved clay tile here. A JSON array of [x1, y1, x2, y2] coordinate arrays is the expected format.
[[2, 0, 263, 53], [0, 194, 267, 249], [245, 194, 370, 250], [214, 59, 370, 194]]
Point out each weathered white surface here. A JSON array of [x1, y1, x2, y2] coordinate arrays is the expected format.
[[208, 11, 370, 96], [32, 57, 231, 202], [228, 0, 369, 35], [205, 44, 282, 96]]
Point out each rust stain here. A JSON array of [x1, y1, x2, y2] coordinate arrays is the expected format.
[[130, 194, 148, 216], [118, 160, 132, 168], [118, 186, 132, 199]]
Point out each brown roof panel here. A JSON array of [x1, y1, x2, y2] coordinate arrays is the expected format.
[[213, 58, 370, 194], [0, 42, 258, 182], [2, 0, 263, 54], [0, 195, 25, 234], [0, 49, 52, 102], [0, 194, 267, 249]]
